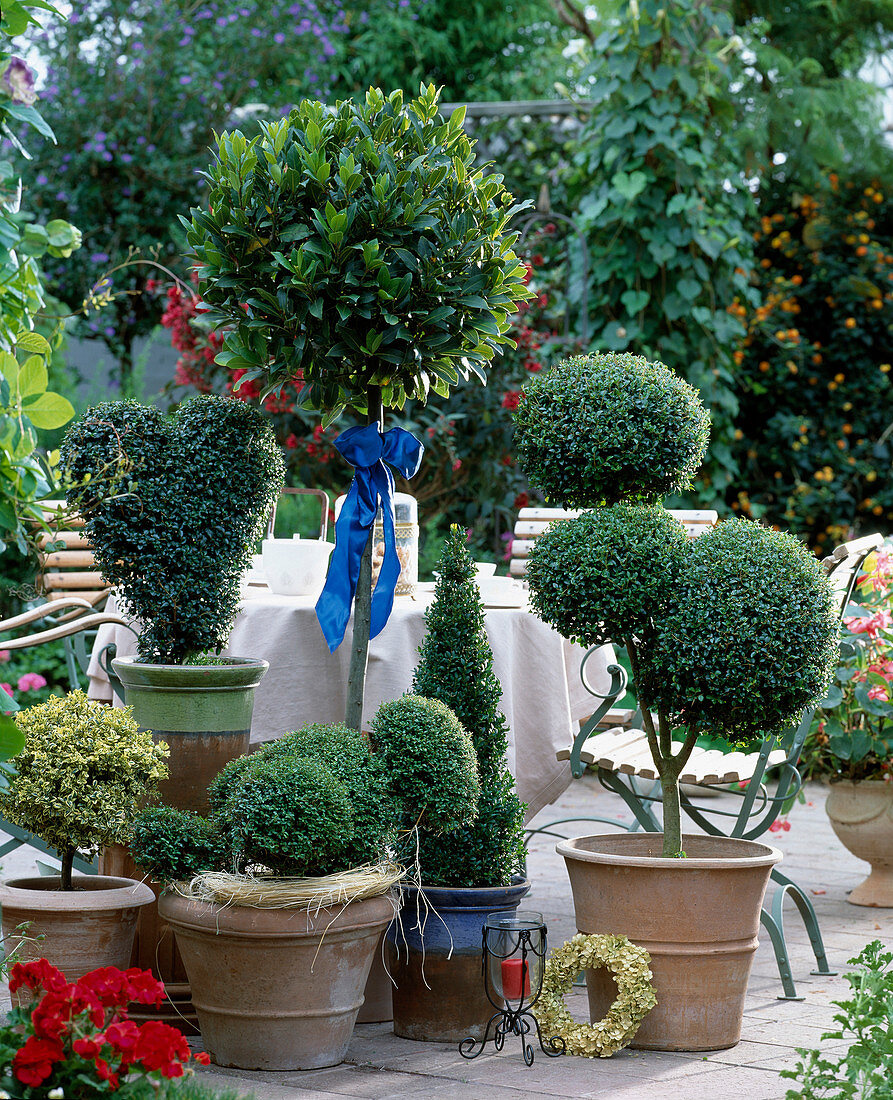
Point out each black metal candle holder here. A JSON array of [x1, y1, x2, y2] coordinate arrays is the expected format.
[[459, 910, 565, 1065]]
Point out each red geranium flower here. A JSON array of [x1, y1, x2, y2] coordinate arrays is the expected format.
[[124, 967, 166, 1006], [9, 959, 68, 996], [13, 1035, 64, 1087], [133, 1020, 191, 1078]]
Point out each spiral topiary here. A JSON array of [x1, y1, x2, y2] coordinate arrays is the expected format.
[[513, 352, 710, 507], [639, 518, 839, 745]]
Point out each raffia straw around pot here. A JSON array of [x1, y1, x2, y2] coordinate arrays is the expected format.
[[176, 862, 404, 911]]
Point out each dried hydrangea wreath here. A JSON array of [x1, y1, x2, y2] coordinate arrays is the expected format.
[[533, 933, 657, 1057]]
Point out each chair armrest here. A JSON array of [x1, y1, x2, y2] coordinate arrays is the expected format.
[[0, 597, 94, 633]]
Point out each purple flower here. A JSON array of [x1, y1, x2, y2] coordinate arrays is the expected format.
[[36, 173, 48, 185], [2, 58, 37, 107], [274, 32, 285, 43], [104, 326, 116, 338], [179, 75, 192, 85], [90, 252, 110, 263], [121, 152, 133, 163]]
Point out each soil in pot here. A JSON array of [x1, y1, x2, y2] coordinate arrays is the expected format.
[[0, 875, 155, 1002], [557, 833, 781, 1052]]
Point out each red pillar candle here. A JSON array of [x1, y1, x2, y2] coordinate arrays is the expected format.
[[501, 957, 530, 1001]]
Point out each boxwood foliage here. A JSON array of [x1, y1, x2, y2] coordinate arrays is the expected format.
[[60, 394, 284, 664], [640, 518, 839, 746], [370, 694, 480, 834], [185, 84, 532, 422], [526, 504, 690, 649], [130, 696, 479, 881], [513, 352, 710, 507], [408, 525, 526, 887]]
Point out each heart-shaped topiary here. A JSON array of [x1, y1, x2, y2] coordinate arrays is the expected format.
[[61, 395, 284, 664]]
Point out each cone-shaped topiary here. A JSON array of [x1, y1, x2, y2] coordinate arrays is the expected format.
[[61, 394, 284, 664], [513, 352, 710, 507], [407, 525, 527, 887], [516, 354, 838, 855], [3, 691, 169, 889]]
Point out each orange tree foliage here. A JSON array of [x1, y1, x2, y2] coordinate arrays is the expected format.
[[728, 175, 893, 546]]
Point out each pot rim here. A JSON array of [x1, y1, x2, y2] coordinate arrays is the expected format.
[[111, 655, 269, 690], [556, 833, 782, 870], [0, 875, 155, 909]]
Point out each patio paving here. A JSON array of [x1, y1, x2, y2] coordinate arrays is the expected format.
[[4, 778, 891, 1099]]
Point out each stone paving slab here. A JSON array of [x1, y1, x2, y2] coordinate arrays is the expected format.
[[4, 778, 891, 1099]]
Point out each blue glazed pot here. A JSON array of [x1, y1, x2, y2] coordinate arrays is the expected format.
[[388, 877, 530, 1042]]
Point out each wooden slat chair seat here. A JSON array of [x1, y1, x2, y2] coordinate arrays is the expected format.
[[510, 507, 719, 577], [35, 500, 109, 607], [532, 531, 884, 1001]]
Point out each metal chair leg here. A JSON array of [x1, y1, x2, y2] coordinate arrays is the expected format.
[[769, 867, 838, 979], [759, 905, 804, 1001]]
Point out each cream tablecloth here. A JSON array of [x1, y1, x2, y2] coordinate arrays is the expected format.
[[87, 586, 611, 821]]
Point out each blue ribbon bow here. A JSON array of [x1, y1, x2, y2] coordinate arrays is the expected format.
[[315, 423, 424, 652]]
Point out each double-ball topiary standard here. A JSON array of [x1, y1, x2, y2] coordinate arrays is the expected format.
[[516, 352, 839, 856], [60, 394, 284, 665]]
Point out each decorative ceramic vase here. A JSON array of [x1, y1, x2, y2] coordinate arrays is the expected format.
[[825, 779, 893, 907], [557, 833, 781, 1051], [0, 875, 155, 1002], [159, 890, 394, 1070], [388, 878, 530, 1042]]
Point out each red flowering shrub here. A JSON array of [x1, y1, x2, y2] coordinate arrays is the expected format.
[[0, 959, 209, 1096]]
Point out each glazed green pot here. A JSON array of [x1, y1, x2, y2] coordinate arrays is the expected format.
[[111, 655, 268, 814]]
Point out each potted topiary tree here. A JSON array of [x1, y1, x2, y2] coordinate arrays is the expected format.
[[0, 690, 167, 984], [129, 693, 481, 1071], [60, 393, 285, 812], [513, 351, 839, 1051], [388, 525, 528, 1042], [183, 84, 532, 733]]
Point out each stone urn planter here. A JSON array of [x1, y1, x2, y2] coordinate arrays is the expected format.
[[557, 833, 781, 1051], [388, 878, 530, 1043], [0, 875, 155, 1002], [159, 890, 394, 1070], [825, 779, 893, 907]]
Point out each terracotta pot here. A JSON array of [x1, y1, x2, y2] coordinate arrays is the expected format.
[[0, 875, 155, 1001], [557, 833, 781, 1052], [388, 879, 530, 1043], [111, 656, 268, 814], [159, 890, 394, 1070], [825, 779, 893, 907]]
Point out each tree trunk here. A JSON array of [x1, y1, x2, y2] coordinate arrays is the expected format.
[[60, 847, 75, 891], [344, 387, 383, 733]]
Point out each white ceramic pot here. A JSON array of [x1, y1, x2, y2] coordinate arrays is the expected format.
[[261, 538, 334, 597], [825, 779, 893, 907]]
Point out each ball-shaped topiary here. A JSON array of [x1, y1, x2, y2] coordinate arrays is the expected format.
[[513, 352, 711, 507], [61, 394, 284, 663], [186, 85, 532, 419], [130, 806, 227, 884], [526, 505, 690, 649], [639, 518, 839, 745], [2, 691, 169, 889], [371, 694, 480, 833]]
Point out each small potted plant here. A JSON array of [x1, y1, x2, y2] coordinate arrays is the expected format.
[[128, 694, 480, 1071], [59, 393, 285, 812], [388, 525, 528, 1042], [0, 690, 167, 981], [513, 351, 839, 1050], [806, 540, 893, 906]]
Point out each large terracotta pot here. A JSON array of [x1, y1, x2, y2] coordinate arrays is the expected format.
[[105, 655, 267, 1032], [557, 833, 781, 1052], [111, 655, 268, 814], [825, 779, 893, 907], [388, 878, 530, 1043], [159, 890, 394, 1070], [0, 875, 155, 1002]]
